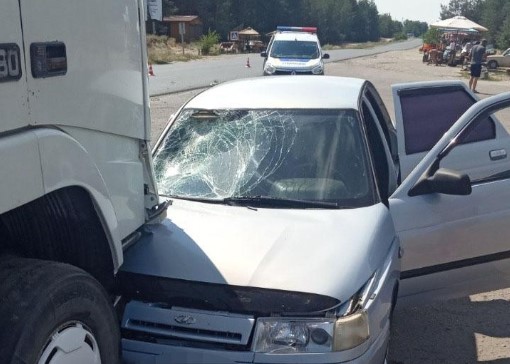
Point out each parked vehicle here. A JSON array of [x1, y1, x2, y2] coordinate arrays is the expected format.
[[487, 48, 510, 69], [119, 76, 510, 363], [485, 44, 497, 55], [249, 40, 265, 53], [0, 1, 164, 362], [261, 26, 330, 75]]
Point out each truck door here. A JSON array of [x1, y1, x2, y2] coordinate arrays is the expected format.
[[0, 1, 29, 133], [18, 0, 149, 140], [390, 87, 510, 305]]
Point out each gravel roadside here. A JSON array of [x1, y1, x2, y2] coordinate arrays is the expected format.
[[149, 46, 510, 363]]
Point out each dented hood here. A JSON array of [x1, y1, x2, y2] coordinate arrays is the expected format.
[[121, 199, 395, 301]]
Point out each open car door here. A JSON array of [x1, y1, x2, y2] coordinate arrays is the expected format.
[[390, 85, 510, 306]]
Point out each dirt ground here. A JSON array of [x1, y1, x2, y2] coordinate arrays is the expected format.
[[328, 46, 510, 120], [150, 46, 510, 363]]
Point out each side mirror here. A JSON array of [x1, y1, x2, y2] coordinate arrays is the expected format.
[[322, 53, 330, 59], [408, 168, 472, 197], [261, 51, 267, 58]]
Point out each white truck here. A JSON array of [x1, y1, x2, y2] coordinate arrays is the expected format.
[[0, 1, 163, 363]]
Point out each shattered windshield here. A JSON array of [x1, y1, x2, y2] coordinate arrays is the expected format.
[[270, 40, 320, 59], [153, 109, 376, 208]]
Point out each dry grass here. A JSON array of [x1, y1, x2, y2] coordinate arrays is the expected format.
[[146, 35, 202, 64]]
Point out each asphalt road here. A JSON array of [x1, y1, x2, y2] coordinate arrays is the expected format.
[[148, 38, 422, 96], [149, 45, 510, 363]]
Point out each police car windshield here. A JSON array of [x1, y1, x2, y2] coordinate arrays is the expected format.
[[153, 109, 377, 209], [270, 40, 320, 59]]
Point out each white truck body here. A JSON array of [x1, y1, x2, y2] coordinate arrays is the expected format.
[[0, 1, 159, 362], [1, 0, 157, 268]]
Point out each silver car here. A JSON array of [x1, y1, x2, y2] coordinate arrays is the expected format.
[[120, 76, 510, 363], [487, 48, 510, 69]]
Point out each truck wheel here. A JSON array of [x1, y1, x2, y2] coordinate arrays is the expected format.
[[0, 256, 120, 364]]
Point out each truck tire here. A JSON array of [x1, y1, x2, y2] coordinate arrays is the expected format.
[[0, 256, 120, 364]]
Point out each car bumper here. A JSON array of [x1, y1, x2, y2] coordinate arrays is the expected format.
[[264, 69, 324, 76], [122, 320, 389, 364]]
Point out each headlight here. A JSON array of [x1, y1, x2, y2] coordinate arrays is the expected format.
[[264, 63, 276, 74], [252, 312, 369, 354], [312, 63, 324, 75], [333, 311, 370, 351]]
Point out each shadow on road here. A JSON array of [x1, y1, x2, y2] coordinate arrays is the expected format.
[[388, 294, 510, 363]]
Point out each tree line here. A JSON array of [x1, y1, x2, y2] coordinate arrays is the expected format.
[[162, 0, 427, 44], [161, 0, 510, 50]]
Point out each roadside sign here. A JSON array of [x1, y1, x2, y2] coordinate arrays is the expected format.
[[179, 22, 186, 35], [230, 31, 239, 41], [144, 0, 162, 21]]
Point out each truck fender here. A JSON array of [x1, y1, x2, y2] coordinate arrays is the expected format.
[[0, 128, 123, 270]]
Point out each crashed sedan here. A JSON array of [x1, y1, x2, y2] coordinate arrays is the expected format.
[[120, 76, 510, 363]]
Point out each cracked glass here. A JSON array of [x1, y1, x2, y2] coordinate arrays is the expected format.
[[153, 108, 376, 208]]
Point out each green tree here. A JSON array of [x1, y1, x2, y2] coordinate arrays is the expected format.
[[497, 16, 510, 49], [379, 13, 395, 38], [440, 0, 483, 22], [422, 27, 441, 45], [353, 0, 380, 42], [199, 28, 220, 54], [403, 20, 428, 36], [162, 0, 178, 17], [480, 0, 510, 47]]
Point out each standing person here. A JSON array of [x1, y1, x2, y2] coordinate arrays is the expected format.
[[468, 39, 487, 93]]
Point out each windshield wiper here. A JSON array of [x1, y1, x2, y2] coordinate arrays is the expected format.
[[159, 194, 224, 204], [160, 194, 341, 208], [223, 196, 339, 209]]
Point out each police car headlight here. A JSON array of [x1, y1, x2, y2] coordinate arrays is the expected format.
[[312, 64, 324, 75], [264, 63, 276, 74], [251, 312, 369, 353]]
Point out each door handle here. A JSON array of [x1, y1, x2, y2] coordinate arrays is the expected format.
[[489, 149, 507, 161]]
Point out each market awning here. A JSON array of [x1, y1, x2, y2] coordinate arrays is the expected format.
[[238, 27, 260, 36], [430, 16, 488, 32]]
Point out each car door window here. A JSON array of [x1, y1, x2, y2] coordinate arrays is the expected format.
[[440, 108, 510, 182], [399, 86, 495, 154]]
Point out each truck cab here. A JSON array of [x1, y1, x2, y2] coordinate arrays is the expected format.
[[0, 1, 160, 362]]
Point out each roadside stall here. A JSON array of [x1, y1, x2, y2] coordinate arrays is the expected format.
[[430, 16, 488, 67], [237, 27, 263, 53]]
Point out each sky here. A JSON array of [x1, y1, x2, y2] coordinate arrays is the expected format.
[[373, 0, 450, 24]]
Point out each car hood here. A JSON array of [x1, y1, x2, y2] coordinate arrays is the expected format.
[[121, 199, 395, 301]]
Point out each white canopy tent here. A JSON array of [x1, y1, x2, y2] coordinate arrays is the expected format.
[[430, 16, 488, 32]]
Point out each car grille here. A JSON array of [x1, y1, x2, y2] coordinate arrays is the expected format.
[[122, 301, 254, 348], [274, 69, 314, 75]]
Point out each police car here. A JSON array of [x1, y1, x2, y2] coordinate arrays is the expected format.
[[261, 26, 330, 75]]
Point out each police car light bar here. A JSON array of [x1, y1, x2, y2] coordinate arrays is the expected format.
[[277, 26, 317, 33]]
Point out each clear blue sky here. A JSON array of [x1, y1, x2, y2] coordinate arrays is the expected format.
[[373, 0, 450, 24]]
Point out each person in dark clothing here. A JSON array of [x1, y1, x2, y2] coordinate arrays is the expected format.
[[469, 39, 487, 93]]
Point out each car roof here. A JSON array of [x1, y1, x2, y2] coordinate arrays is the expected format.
[[184, 76, 366, 110]]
